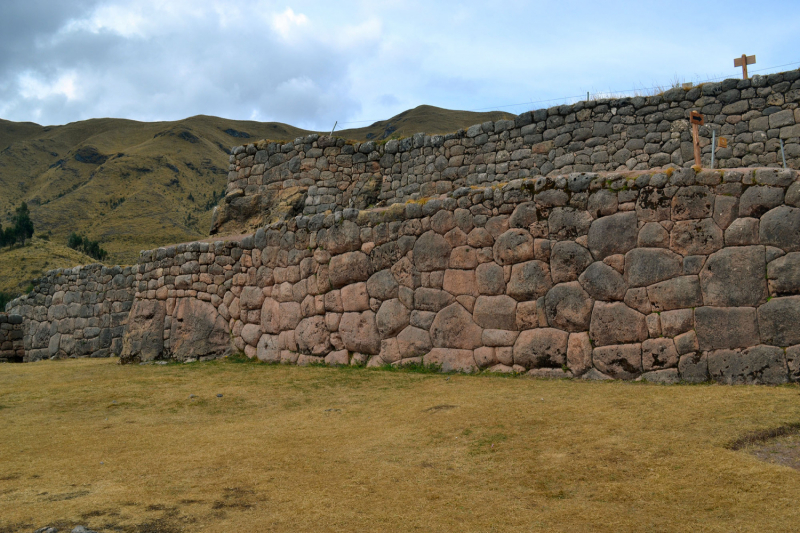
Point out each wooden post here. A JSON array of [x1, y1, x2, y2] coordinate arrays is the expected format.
[[690, 111, 704, 168], [733, 54, 756, 79]]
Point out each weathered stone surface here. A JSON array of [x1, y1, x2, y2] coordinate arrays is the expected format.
[[376, 299, 410, 338], [450, 246, 478, 269], [636, 187, 671, 222], [708, 346, 788, 385], [513, 328, 569, 369], [378, 338, 401, 364], [367, 270, 399, 300], [758, 296, 800, 346], [589, 301, 648, 346], [787, 345, 800, 382], [674, 330, 699, 355], [341, 282, 369, 312], [414, 231, 452, 271], [414, 288, 455, 312], [548, 207, 593, 240], [473, 295, 517, 330], [739, 186, 784, 217], [325, 349, 350, 366], [509, 202, 538, 228], [527, 367, 573, 379], [587, 211, 638, 260], [339, 311, 380, 354], [638, 369, 680, 384], [169, 299, 230, 361], [256, 334, 280, 362], [545, 282, 593, 332], [296, 316, 330, 355], [724, 218, 759, 246], [670, 219, 723, 256], [550, 241, 593, 283], [515, 301, 539, 330], [391, 257, 420, 289], [699, 246, 767, 307], [278, 302, 302, 331], [476, 262, 505, 295], [424, 348, 477, 372], [642, 338, 679, 371], [579, 261, 627, 301], [567, 332, 592, 376], [768, 252, 800, 295], [239, 286, 265, 310], [625, 248, 682, 287], [473, 346, 496, 368], [637, 222, 669, 248], [507, 261, 553, 301], [430, 303, 483, 350], [120, 299, 165, 363], [241, 323, 262, 346], [442, 269, 478, 297], [326, 220, 361, 254], [395, 326, 432, 358], [482, 329, 519, 347], [592, 344, 642, 380], [759, 206, 800, 252], [329, 251, 372, 288], [493, 229, 534, 265], [713, 195, 739, 230], [410, 310, 436, 330], [671, 186, 714, 220], [647, 276, 703, 312], [695, 306, 759, 350], [678, 352, 708, 383], [660, 308, 694, 337]]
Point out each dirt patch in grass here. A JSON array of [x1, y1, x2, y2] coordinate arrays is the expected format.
[[728, 423, 800, 470], [2, 358, 800, 532]]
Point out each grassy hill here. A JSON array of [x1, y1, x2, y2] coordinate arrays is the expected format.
[[0, 106, 513, 298]]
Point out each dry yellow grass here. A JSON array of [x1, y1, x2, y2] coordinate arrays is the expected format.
[[0, 238, 96, 296], [1, 358, 799, 532]]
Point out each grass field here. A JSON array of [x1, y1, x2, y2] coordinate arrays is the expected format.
[[1, 358, 799, 532], [0, 237, 96, 298]]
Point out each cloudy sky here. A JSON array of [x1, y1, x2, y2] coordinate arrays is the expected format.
[[1, 0, 798, 130]]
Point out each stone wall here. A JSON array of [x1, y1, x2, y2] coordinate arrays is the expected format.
[[125, 165, 800, 384], [6, 264, 136, 362], [215, 68, 800, 232], [0, 313, 24, 362]]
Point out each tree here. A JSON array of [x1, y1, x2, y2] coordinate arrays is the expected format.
[[13, 202, 34, 245]]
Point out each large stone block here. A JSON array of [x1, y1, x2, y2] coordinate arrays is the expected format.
[[578, 261, 627, 301], [758, 296, 800, 346], [707, 346, 788, 385], [592, 344, 642, 380], [339, 311, 381, 354], [493, 229, 534, 265], [120, 299, 165, 363], [278, 302, 302, 331], [430, 303, 483, 350], [473, 295, 517, 330], [670, 219, 723, 256], [695, 306, 759, 350], [329, 251, 372, 288], [637, 222, 670, 248], [646, 276, 703, 312], [550, 241, 593, 283], [367, 270, 398, 300], [567, 332, 592, 376], [509, 202, 538, 228], [589, 301, 648, 346], [759, 206, 800, 252], [548, 207, 593, 240], [513, 328, 569, 369], [414, 231, 452, 271], [414, 288, 455, 312], [476, 262, 505, 295], [641, 338, 679, 371], [507, 260, 553, 301], [739, 186, 784, 217], [724, 217, 759, 246], [442, 269, 478, 297], [767, 252, 800, 295], [587, 211, 639, 260], [296, 316, 331, 355], [678, 352, 708, 383], [325, 220, 361, 254], [396, 326, 432, 358], [424, 348, 477, 373], [169, 298, 230, 361], [545, 282, 593, 332], [625, 248, 682, 287], [636, 187, 671, 222], [256, 334, 280, 362], [239, 286, 265, 310], [671, 186, 714, 220], [376, 298, 410, 338], [699, 246, 767, 307]]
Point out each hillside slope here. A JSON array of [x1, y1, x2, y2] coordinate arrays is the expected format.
[[0, 106, 513, 292], [0, 238, 96, 298]]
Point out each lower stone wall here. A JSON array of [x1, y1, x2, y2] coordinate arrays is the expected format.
[[123, 166, 800, 385], [7, 264, 135, 362], [0, 313, 24, 362]]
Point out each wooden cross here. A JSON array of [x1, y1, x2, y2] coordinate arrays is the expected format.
[[734, 54, 756, 79]]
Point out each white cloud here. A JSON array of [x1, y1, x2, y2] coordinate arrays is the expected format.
[[18, 70, 79, 101], [270, 8, 309, 41]]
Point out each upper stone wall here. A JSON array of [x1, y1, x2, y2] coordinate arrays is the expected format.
[[214, 68, 800, 232]]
